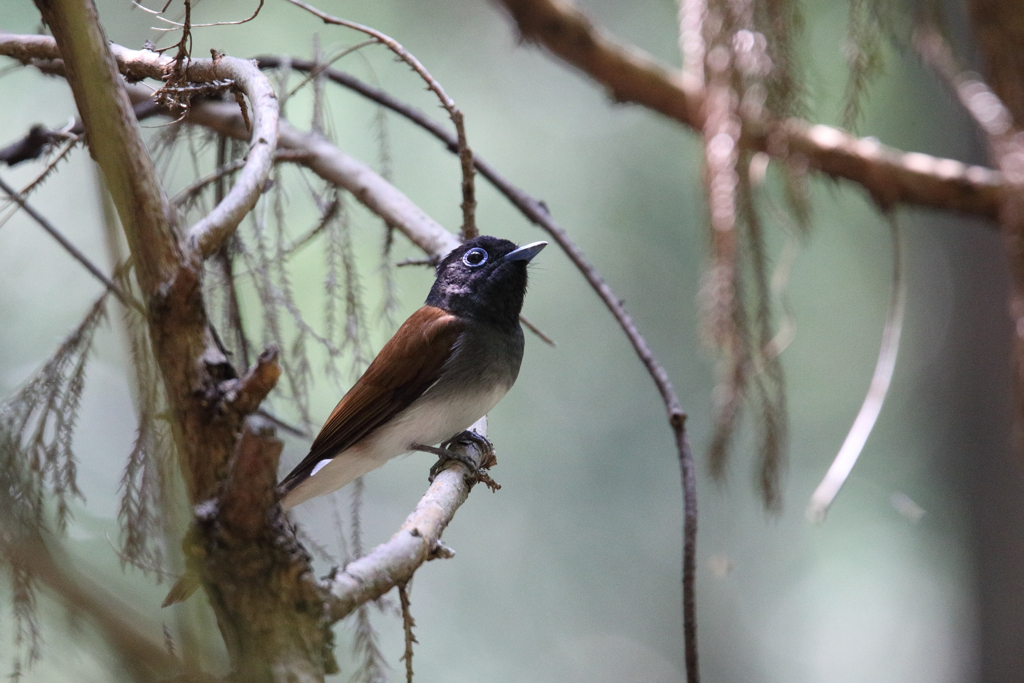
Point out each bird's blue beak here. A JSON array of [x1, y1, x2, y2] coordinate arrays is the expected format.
[[503, 241, 547, 263]]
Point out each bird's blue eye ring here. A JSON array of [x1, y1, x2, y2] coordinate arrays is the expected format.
[[462, 247, 488, 268]]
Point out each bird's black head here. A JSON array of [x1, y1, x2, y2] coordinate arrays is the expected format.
[[425, 235, 546, 329]]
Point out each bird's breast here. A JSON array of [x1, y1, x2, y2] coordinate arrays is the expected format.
[[363, 380, 511, 459]]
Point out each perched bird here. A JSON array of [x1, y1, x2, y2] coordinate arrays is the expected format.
[[278, 235, 547, 510]]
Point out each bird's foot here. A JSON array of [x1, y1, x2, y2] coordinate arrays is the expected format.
[[413, 431, 500, 491]]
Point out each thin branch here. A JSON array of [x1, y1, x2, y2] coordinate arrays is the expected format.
[[284, 39, 377, 101], [280, 0, 478, 239], [0, 176, 143, 312], [170, 149, 309, 207], [519, 314, 557, 347], [807, 213, 905, 521], [0, 124, 74, 166], [13, 135, 82, 203], [914, 25, 1015, 145], [489, 0, 1004, 221], [397, 583, 416, 683], [134, 0, 264, 29]]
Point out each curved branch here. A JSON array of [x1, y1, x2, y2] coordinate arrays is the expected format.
[[0, 33, 280, 262], [491, 0, 1004, 221], [182, 100, 461, 259], [103, 44, 279, 261]]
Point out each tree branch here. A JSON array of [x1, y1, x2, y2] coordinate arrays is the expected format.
[[491, 0, 1004, 221], [324, 419, 488, 622]]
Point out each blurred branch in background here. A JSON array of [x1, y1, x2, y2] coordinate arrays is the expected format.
[[2, 534, 182, 681], [493, 0, 1005, 219]]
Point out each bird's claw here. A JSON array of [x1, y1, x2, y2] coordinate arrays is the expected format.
[[443, 430, 494, 456], [418, 431, 500, 490]]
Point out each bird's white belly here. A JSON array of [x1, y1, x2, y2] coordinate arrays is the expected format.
[[281, 383, 508, 510], [364, 382, 509, 461]]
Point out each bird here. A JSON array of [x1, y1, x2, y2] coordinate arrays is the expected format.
[[278, 235, 547, 510]]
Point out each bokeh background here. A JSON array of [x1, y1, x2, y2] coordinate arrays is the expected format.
[[2, 1, 1022, 681]]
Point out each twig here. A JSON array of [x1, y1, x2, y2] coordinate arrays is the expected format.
[[135, 0, 264, 29], [170, 149, 309, 207], [13, 135, 81, 201], [913, 25, 1014, 146], [280, 0, 478, 239], [398, 583, 416, 683], [0, 123, 73, 166], [0, 100, 159, 168], [212, 135, 253, 369], [394, 256, 435, 268], [0, 175, 143, 312], [255, 407, 310, 438], [284, 39, 377, 100], [519, 314, 557, 347], [807, 213, 905, 521]]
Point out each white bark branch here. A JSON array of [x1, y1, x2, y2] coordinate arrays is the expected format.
[[323, 418, 490, 622]]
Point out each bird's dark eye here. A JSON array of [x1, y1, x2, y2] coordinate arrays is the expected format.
[[462, 247, 488, 268]]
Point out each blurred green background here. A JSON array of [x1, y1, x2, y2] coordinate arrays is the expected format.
[[1, 0, 1021, 681]]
